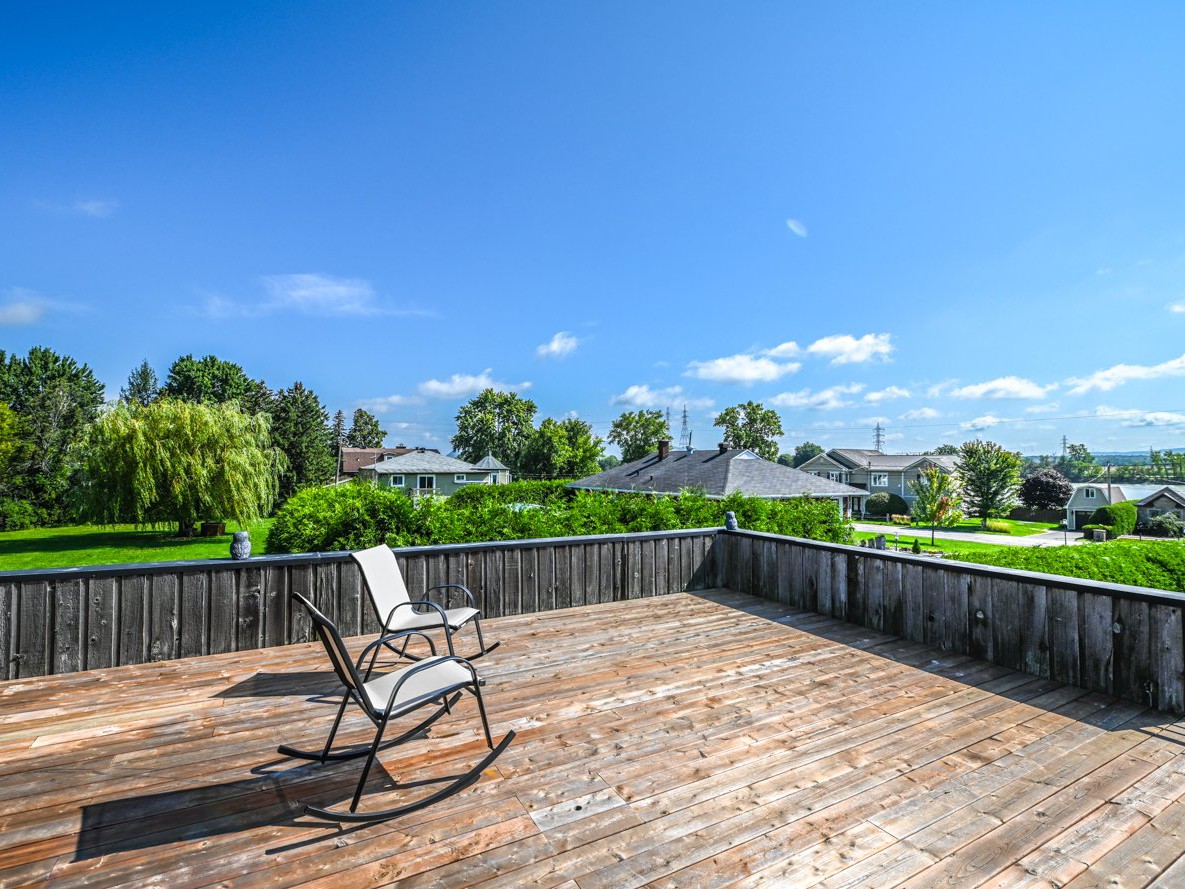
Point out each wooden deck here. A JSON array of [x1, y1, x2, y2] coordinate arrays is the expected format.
[[3, 590, 1185, 888]]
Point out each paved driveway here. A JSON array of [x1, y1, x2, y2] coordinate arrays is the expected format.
[[851, 522, 1084, 547]]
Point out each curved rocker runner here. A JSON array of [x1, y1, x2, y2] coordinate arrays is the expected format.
[[280, 592, 515, 823]]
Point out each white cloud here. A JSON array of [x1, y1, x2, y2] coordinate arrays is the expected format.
[[785, 219, 808, 238], [765, 341, 801, 359], [536, 331, 579, 359], [1024, 402, 1061, 415], [0, 288, 47, 325], [770, 384, 865, 410], [859, 415, 890, 426], [949, 376, 1055, 400], [685, 353, 800, 384], [610, 384, 713, 409], [927, 380, 956, 398], [1169, 301, 1185, 314], [418, 370, 531, 399], [960, 414, 1006, 432], [900, 407, 940, 421], [865, 385, 911, 404], [261, 274, 387, 316], [73, 199, 118, 218], [806, 333, 893, 365], [357, 394, 425, 414], [1066, 352, 1185, 395], [1095, 405, 1185, 428]]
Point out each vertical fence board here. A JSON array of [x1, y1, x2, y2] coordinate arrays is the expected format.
[[336, 562, 362, 637], [53, 578, 83, 675], [921, 567, 943, 649], [1115, 597, 1153, 708], [484, 550, 504, 617], [1047, 586, 1079, 689], [0, 582, 12, 680], [882, 558, 904, 637], [1080, 592, 1115, 698], [147, 574, 178, 663], [990, 579, 1021, 672], [555, 547, 572, 610], [901, 563, 924, 644], [582, 543, 598, 606], [179, 572, 209, 660], [535, 546, 554, 613], [1020, 585, 1049, 679], [17, 581, 50, 678], [85, 577, 118, 671], [865, 557, 884, 632], [830, 552, 847, 620], [1154, 604, 1185, 714], [119, 576, 149, 665], [653, 540, 668, 599], [236, 566, 264, 653], [520, 548, 538, 615], [846, 553, 864, 624], [967, 575, 992, 662]]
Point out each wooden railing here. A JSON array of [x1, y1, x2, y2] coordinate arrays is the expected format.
[[5, 524, 1185, 715], [719, 529, 1185, 714], [0, 528, 720, 680]]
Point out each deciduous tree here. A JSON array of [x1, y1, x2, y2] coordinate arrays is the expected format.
[[451, 389, 537, 472], [519, 418, 604, 480], [713, 401, 784, 462], [929, 443, 960, 456], [161, 354, 256, 404], [791, 441, 824, 468], [1019, 468, 1073, 510], [75, 399, 282, 535], [956, 439, 1023, 526], [910, 465, 963, 544], [607, 409, 669, 462], [346, 408, 386, 448]]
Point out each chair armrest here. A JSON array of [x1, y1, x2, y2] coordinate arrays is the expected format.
[[382, 600, 450, 629], [427, 583, 477, 609]]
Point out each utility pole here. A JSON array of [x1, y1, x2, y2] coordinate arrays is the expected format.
[[1106, 462, 1113, 503]]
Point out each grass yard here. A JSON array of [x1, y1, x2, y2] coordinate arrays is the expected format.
[[859, 517, 1061, 536], [949, 539, 1185, 593], [852, 530, 1012, 556], [0, 519, 275, 571]]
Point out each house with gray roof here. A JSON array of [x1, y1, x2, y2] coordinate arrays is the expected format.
[[473, 454, 512, 485], [1065, 482, 1185, 531], [797, 448, 958, 508], [356, 449, 499, 496], [568, 441, 866, 515]]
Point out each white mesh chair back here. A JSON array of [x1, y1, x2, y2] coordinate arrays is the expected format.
[[293, 593, 365, 696], [351, 544, 411, 623]]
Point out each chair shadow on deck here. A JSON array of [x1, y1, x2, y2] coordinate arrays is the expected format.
[[213, 671, 341, 700], [687, 588, 1178, 740], [73, 756, 393, 862]]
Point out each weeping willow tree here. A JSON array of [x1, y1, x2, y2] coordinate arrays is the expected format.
[[75, 398, 284, 535]]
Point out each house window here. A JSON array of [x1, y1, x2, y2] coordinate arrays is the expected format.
[[870, 473, 889, 487], [1084, 488, 1096, 499], [417, 475, 435, 490], [390, 475, 405, 487], [455, 474, 466, 483], [827, 471, 841, 482]]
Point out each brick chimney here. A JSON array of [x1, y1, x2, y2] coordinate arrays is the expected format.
[[657, 439, 670, 460], [718, 442, 728, 454]]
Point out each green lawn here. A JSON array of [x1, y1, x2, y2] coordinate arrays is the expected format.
[[852, 531, 1014, 556], [0, 519, 275, 571], [858, 517, 1061, 536]]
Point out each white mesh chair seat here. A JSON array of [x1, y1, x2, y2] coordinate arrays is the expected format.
[[384, 606, 479, 634], [362, 655, 476, 714]]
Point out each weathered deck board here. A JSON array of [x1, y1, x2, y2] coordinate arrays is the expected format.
[[1, 589, 1184, 888]]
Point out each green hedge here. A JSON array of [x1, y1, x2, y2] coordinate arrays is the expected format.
[[948, 540, 1185, 593], [266, 484, 853, 554], [865, 492, 909, 517], [1087, 500, 1137, 537], [445, 479, 573, 508]]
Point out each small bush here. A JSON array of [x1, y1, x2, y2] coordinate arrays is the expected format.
[[911, 539, 922, 554], [447, 480, 572, 509], [0, 498, 39, 531], [1081, 523, 1114, 540], [983, 519, 1010, 533], [889, 514, 912, 525], [865, 492, 909, 518], [1149, 513, 1185, 539], [1087, 500, 1138, 537]]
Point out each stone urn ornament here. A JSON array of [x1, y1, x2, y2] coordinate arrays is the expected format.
[[230, 530, 252, 560]]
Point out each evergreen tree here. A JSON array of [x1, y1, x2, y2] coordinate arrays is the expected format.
[[3, 347, 105, 520], [161, 354, 256, 404], [331, 410, 347, 446], [119, 359, 159, 405], [346, 408, 386, 448], [269, 382, 336, 500]]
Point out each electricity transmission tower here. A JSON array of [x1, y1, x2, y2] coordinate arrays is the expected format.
[[874, 422, 886, 451], [678, 405, 691, 450]]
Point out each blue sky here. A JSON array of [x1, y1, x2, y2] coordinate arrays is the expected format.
[[4, 3, 1185, 457]]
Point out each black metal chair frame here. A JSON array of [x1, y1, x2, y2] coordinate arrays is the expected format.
[[279, 593, 515, 823]]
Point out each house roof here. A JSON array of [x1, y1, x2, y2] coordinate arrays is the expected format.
[[1072, 483, 1173, 504], [809, 449, 958, 473], [568, 448, 867, 499], [359, 450, 484, 475], [473, 454, 510, 470], [339, 447, 438, 475], [1136, 486, 1185, 508]]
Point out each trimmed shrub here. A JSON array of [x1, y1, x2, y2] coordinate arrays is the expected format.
[[1149, 513, 1185, 539], [446, 479, 572, 509], [983, 520, 1010, 533], [0, 498, 39, 531], [889, 514, 912, 525], [911, 539, 922, 554], [1080, 523, 1114, 540], [1087, 500, 1138, 537], [865, 492, 909, 518]]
